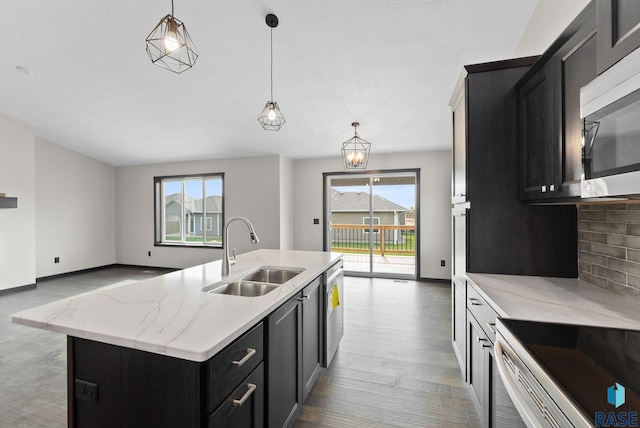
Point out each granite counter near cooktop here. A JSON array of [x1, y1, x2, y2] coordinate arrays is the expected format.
[[467, 273, 640, 330]]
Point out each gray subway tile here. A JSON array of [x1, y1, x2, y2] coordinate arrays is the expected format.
[[608, 210, 640, 224], [579, 210, 608, 222], [630, 249, 640, 264], [580, 221, 626, 234], [579, 231, 608, 244], [578, 250, 607, 266], [609, 258, 640, 277], [592, 265, 626, 284], [590, 243, 626, 259]]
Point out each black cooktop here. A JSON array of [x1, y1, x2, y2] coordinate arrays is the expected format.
[[500, 319, 640, 420]]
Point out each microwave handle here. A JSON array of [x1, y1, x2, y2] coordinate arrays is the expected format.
[[494, 340, 543, 428]]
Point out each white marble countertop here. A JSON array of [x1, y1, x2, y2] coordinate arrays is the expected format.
[[12, 249, 342, 362], [467, 273, 640, 329]]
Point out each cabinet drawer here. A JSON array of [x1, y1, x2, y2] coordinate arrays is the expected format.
[[466, 283, 498, 343], [207, 322, 264, 412]]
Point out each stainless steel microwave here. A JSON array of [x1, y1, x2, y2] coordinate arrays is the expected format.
[[580, 46, 640, 198]]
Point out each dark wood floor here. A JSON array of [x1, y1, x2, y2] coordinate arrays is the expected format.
[[1, 268, 480, 428], [294, 277, 481, 428]]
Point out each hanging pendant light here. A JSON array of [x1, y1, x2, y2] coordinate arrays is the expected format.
[[341, 122, 372, 171], [258, 14, 286, 130], [146, 0, 198, 74]]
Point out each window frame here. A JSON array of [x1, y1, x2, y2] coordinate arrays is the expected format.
[[154, 173, 225, 248]]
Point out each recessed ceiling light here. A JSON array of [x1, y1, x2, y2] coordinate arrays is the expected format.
[[15, 65, 34, 76]]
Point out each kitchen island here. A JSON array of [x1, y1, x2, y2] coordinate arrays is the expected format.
[[12, 249, 343, 428]]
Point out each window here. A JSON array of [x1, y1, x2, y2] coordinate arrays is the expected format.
[[362, 216, 380, 234], [154, 173, 224, 247]]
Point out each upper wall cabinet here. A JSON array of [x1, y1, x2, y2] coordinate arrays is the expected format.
[[518, 3, 596, 202], [597, 0, 640, 74]]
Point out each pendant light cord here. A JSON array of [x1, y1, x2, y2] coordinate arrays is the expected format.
[[270, 27, 274, 102], [171, 0, 174, 16]]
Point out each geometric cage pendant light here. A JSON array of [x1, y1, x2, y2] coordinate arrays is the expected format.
[[341, 122, 372, 171], [257, 14, 286, 130], [145, 0, 198, 74], [341, 122, 371, 171]]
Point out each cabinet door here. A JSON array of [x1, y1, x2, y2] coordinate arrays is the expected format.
[[452, 278, 466, 380], [597, 0, 640, 74], [519, 65, 554, 201], [302, 277, 322, 402], [266, 295, 303, 428], [552, 15, 597, 199], [467, 311, 489, 424], [209, 363, 264, 428]]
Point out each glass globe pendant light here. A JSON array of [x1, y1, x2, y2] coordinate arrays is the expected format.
[[145, 0, 198, 74], [258, 14, 286, 131], [341, 122, 372, 171]]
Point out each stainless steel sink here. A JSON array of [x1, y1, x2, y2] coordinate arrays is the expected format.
[[202, 266, 304, 297], [241, 267, 303, 284], [206, 281, 280, 297]]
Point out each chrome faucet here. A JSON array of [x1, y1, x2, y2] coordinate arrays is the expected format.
[[221, 216, 260, 277]]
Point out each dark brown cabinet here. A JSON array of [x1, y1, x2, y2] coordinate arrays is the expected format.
[[266, 277, 323, 428], [450, 56, 579, 426], [210, 363, 264, 428], [466, 284, 526, 428], [301, 277, 322, 401], [70, 322, 265, 428], [266, 295, 303, 428], [597, 0, 640, 74], [518, 2, 596, 202]]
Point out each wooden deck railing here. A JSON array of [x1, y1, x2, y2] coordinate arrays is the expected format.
[[330, 224, 415, 256]]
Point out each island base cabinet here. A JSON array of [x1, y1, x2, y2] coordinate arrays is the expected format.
[[209, 363, 264, 428], [266, 295, 303, 428], [69, 337, 203, 428]]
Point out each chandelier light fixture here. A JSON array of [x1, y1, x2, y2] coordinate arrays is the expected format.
[[341, 122, 372, 171], [257, 14, 286, 131], [145, 0, 198, 73]]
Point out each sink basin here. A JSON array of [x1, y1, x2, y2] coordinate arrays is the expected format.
[[206, 281, 280, 297], [202, 266, 304, 297], [241, 267, 303, 284]]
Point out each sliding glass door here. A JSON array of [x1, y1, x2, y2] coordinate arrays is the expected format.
[[324, 170, 418, 279]]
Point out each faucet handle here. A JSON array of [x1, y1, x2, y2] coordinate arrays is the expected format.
[[231, 248, 237, 265]]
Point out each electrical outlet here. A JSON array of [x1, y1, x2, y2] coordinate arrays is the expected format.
[[54, 257, 60, 263], [440, 259, 446, 267], [313, 218, 319, 225], [75, 379, 99, 403], [148, 251, 151, 257]]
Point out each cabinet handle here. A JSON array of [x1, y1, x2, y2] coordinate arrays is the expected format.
[[232, 348, 256, 367], [232, 383, 257, 407], [477, 336, 491, 349], [468, 298, 481, 306], [486, 322, 496, 335], [541, 185, 546, 193]]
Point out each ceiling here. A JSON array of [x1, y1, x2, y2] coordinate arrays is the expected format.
[[1, 0, 538, 167]]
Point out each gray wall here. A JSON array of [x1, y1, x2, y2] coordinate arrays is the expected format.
[[35, 137, 116, 278], [115, 155, 285, 269], [578, 203, 640, 301], [0, 114, 36, 290]]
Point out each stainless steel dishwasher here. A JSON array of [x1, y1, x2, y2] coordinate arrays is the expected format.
[[323, 259, 344, 367]]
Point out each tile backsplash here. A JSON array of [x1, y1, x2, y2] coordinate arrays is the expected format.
[[578, 203, 640, 301]]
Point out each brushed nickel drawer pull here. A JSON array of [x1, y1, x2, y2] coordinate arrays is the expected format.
[[232, 348, 256, 366], [486, 322, 496, 334], [232, 383, 257, 406], [468, 298, 481, 306]]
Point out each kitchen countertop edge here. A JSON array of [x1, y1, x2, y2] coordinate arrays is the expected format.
[[12, 249, 343, 362]]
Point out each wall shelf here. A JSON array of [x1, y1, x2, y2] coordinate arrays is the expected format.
[[0, 197, 17, 209]]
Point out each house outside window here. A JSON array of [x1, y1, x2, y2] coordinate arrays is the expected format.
[[154, 173, 224, 247], [362, 216, 381, 234]]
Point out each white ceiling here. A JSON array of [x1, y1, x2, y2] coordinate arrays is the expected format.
[[1, 0, 538, 166]]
